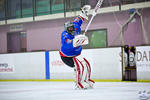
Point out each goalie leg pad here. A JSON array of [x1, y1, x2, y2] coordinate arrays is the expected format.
[[73, 55, 90, 89], [84, 58, 95, 87], [83, 58, 91, 80]]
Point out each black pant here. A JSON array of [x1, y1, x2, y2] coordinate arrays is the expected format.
[[60, 56, 75, 68]]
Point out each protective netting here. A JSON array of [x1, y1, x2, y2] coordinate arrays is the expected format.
[[106, 0, 150, 46], [86, 0, 150, 47]]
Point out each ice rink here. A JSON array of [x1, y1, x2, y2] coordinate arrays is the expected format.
[[0, 82, 150, 100]]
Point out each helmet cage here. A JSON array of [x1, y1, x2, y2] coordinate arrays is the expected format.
[[64, 21, 75, 35], [67, 26, 75, 34]]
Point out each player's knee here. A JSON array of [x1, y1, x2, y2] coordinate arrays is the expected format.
[[69, 64, 75, 68]]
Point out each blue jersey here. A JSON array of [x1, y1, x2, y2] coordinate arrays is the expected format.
[[60, 16, 84, 57]]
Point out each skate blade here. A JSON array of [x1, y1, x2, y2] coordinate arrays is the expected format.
[[74, 86, 93, 90]]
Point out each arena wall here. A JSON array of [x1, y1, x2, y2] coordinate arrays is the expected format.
[[0, 8, 150, 53]]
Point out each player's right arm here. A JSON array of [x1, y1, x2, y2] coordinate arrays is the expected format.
[[73, 5, 91, 35]]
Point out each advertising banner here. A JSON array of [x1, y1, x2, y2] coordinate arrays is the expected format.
[[50, 47, 122, 80], [0, 52, 46, 79], [136, 46, 150, 80], [136, 46, 150, 71], [49, 51, 74, 79], [0, 55, 15, 73]]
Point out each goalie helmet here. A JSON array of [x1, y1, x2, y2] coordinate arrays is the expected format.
[[64, 21, 75, 35]]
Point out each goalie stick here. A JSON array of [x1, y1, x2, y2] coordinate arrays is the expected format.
[[73, 0, 104, 47], [83, 0, 104, 35]]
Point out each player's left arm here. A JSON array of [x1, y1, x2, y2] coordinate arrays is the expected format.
[[73, 17, 83, 35]]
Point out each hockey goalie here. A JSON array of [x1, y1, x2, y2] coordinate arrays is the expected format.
[[59, 5, 95, 89]]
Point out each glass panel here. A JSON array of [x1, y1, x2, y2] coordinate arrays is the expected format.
[[7, 0, 21, 19], [83, 29, 107, 49], [0, 0, 5, 20], [66, 0, 81, 12], [22, 0, 33, 18], [52, 0, 64, 14], [88, 0, 97, 9], [36, 0, 50, 16], [90, 30, 107, 48]]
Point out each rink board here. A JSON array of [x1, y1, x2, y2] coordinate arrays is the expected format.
[[49, 48, 122, 80], [0, 47, 150, 82], [0, 52, 46, 79], [136, 46, 150, 80]]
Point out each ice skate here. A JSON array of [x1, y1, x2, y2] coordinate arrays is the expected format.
[[75, 82, 91, 90], [87, 79, 95, 88]]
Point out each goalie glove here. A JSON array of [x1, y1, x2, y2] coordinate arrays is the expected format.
[[80, 5, 91, 20], [73, 35, 88, 47]]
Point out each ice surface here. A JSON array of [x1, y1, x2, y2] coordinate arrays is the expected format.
[[0, 82, 150, 100]]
